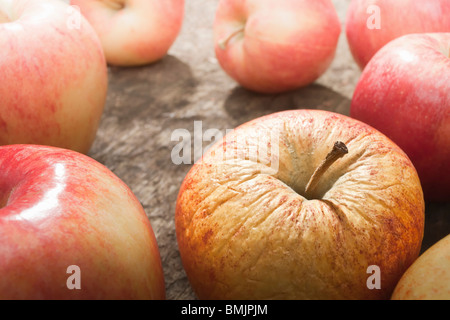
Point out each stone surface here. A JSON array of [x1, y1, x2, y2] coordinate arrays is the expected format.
[[88, 0, 450, 300]]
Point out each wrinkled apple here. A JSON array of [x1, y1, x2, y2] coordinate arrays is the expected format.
[[176, 109, 425, 300]]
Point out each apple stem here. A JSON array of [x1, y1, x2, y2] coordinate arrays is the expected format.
[[304, 141, 348, 198], [218, 26, 245, 50]]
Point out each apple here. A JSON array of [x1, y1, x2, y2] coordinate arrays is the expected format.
[[213, 0, 341, 94], [350, 33, 450, 202], [391, 234, 450, 300], [0, 144, 165, 300], [0, 0, 108, 155], [175, 109, 425, 300], [346, 0, 450, 69], [71, 0, 184, 66]]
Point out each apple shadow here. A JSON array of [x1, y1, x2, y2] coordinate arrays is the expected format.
[[223, 83, 351, 126], [103, 55, 199, 126], [90, 53, 199, 183], [421, 201, 450, 253]]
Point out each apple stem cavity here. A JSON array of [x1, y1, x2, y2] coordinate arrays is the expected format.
[[0, 191, 10, 209], [305, 141, 348, 199], [104, 0, 125, 10], [218, 26, 245, 50]]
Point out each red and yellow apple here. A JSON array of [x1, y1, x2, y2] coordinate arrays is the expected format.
[[0, 0, 108, 155], [346, 0, 450, 69], [350, 33, 450, 202], [213, 0, 341, 93], [175, 109, 425, 300], [392, 234, 450, 300], [0, 144, 165, 300], [71, 0, 185, 66]]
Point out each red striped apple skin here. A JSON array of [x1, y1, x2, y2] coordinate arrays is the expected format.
[[213, 0, 341, 93], [0, 0, 108, 154], [350, 33, 450, 202], [0, 145, 165, 300], [346, 0, 450, 69], [72, 0, 185, 66]]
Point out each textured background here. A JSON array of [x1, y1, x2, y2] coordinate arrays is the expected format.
[[87, 0, 450, 300]]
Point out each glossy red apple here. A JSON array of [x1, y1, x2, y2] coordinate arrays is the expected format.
[[346, 0, 450, 69], [176, 109, 425, 300], [213, 0, 341, 93], [350, 33, 450, 202], [0, 0, 108, 154], [72, 0, 185, 66], [0, 145, 165, 300]]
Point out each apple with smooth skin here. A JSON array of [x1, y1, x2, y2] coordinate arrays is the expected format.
[[0, 144, 165, 300], [346, 0, 450, 69], [392, 234, 450, 300], [175, 109, 425, 300], [71, 0, 184, 66], [0, 0, 108, 155], [213, 0, 341, 94], [350, 33, 450, 202]]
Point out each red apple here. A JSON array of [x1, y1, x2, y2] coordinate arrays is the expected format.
[[176, 109, 424, 300], [0, 144, 165, 300], [346, 0, 450, 69], [71, 0, 185, 66], [0, 0, 108, 155], [350, 33, 450, 202], [392, 234, 450, 300], [213, 0, 341, 94]]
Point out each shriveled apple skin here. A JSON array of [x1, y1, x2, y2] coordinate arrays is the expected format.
[[392, 234, 450, 300], [176, 110, 425, 300]]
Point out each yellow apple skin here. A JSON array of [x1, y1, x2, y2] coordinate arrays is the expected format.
[[175, 110, 425, 300], [392, 234, 450, 300], [72, 0, 185, 66], [0, 145, 165, 300], [0, 0, 108, 155]]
